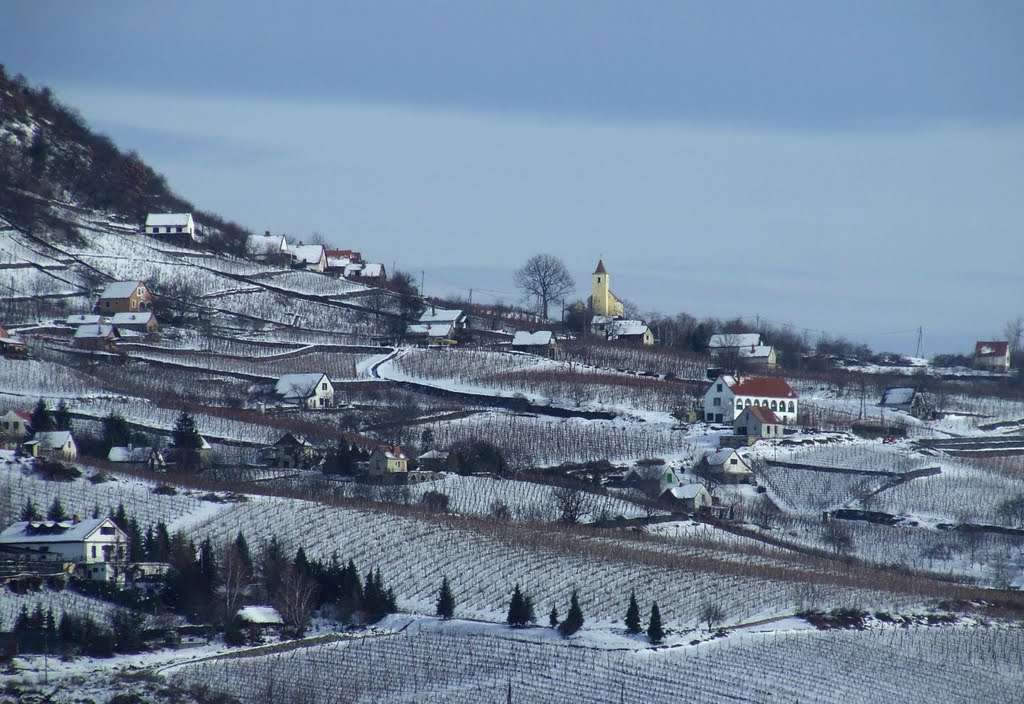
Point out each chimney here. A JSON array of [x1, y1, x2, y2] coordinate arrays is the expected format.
[[265, 230, 270, 237]]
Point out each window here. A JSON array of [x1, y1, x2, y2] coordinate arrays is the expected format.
[[712, 398, 721, 406], [177, 227, 183, 233], [716, 383, 722, 392], [321, 383, 327, 390], [166, 226, 172, 233], [152, 227, 159, 234], [736, 400, 743, 409], [100, 526, 115, 535], [104, 301, 110, 307], [788, 401, 795, 412], [770, 401, 778, 411], [137, 287, 144, 295], [91, 545, 96, 558], [706, 413, 714, 421], [730, 458, 738, 465], [745, 399, 752, 406]]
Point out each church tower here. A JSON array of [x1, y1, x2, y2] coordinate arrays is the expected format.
[[590, 259, 624, 317]]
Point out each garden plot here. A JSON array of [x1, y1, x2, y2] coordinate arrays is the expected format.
[[758, 466, 890, 514], [386, 348, 689, 414], [248, 269, 371, 297], [391, 474, 648, 523], [867, 468, 1023, 526], [173, 619, 1024, 704], [426, 412, 703, 469], [0, 451, 202, 528], [779, 440, 935, 475], [190, 499, 922, 630]]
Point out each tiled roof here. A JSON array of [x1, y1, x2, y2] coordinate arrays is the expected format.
[[594, 259, 607, 274], [744, 405, 782, 423], [720, 375, 797, 399]]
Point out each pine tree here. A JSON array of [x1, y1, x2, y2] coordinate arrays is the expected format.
[[506, 584, 526, 627], [624, 591, 641, 635], [436, 576, 455, 619], [548, 605, 559, 628], [46, 497, 68, 521], [54, 400, 73, 431], [171, 409, 203, 471], [647, 601, 664, 644], [558, 589, 584, 637], [523, 595, 535, 626], [102, 412, 131, 451], [234, 531, 253, 579], [20, 498, 40, 521], [30, 398, 55, 434]]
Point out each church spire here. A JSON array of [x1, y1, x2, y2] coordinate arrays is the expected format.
[[594, 259, 607, 275]]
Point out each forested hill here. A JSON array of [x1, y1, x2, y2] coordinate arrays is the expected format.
[[0, 65, 250, 253]]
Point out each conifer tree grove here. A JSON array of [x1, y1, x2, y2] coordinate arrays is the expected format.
[[558, 589, 584, 637], [507, 584, 533, 628]]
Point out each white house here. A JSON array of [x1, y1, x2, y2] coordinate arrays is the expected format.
[[703, 375, 798, 424], [708, 332, 762, 350], [275, 373, 334, 409], [291, 244, 327, 272], [248, 232, 289, 261], [145, 213, 196, 240], [108, 445, 165, 469], [30, 430, 78, 460], [696, 448, 755, 484], [0, 517, 127, 581], [709, 333, 777, 370], [733, 405, 784, 440], [660, 483, 713, 512], [1, 410, 32, 441], [111, 311, 158, 334]]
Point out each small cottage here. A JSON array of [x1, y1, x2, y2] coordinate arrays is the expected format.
[[695, 448, 755, 485], [27, 431, 78, 461], [275, 373, 334, 409], [111, 311, 159, 334], [660, 483, 713, 513], [266, 432, 321, 469], [974, 341, 1011, 372], [0, 324, 28, 359], [880, 387, 934, 419], [107, 445, 165, 470], [606, 319, 654, 346], [73, 323, 121, 351], [733, 405, 784, 440], [98, 281, 152, 314], [511, 330, 557, 355], [144, 213, 196, 240], [248, 232, 290, 263], [368, 445, 408, 477], [0, 410, 32, 442], [417, 449, 450, 472], [290, 244, 327, 272]]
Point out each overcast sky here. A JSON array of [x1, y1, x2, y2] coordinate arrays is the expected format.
[[3, 1, 1022, 355]]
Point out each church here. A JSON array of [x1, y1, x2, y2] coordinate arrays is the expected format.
[[588, 259, 624, 317]]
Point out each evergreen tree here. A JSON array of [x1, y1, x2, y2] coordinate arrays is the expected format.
[[624, 590, 641, 635], [234, 531, 253, 579], [20, 498, 40, 521], [171, 408, 203, 472], [30, 398, 55, 434], [558, 589, 584, 637], [506, 584, 526, 627], [294, 547, 312, 579], [436, 576, 455, 619], [548, 605, 559, 629], [198, 537, 219, 593], [647, 601, 664, 644], [46, 497, 68, 521], [337, 559, 363, 621], [14, 605, 30, 632], [101, 412, 131, 451], [54, 400, 73, 431], [112, 502, 128, 531], [127, 517, 144, 562], [523, 595, 535, 626]]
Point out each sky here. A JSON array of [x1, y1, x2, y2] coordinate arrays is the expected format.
[[3, 1, 1023, 356]]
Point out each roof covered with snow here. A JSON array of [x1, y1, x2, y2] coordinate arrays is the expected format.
[[74, 324, 118, 339], [709, 333, 761, 348], [737, 345, 774, 359], [512, 330, 554, 346], [111, 311, 155, 325], [607, 320, 649, 338], [65, 314, 103, 326], [881, 387, 918, 406], [374, 444, 407, 461], [145, 213, 193, 228], [100, 281, 145, 300], [236, 606, 284, 625], [0, 517, 120, 545], [291, 245, 325, 264], [108, 446, 159, 463], [705, 448, 750, 467], [275, 373, 330, 399], [420, 308, 465, 325], [718, 375, 797, 399], [248, 233, 288, 255], [33, 431, 73, 450], [407, 322, 455, 338], [665, 483, 707, 499]]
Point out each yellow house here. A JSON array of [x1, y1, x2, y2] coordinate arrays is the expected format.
[[368, 445, 408, 476], [98, 281, 152, 314], [589, 260, 624, 317]]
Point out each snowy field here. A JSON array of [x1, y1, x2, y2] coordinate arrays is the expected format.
[[171, 616, 1024, 704]]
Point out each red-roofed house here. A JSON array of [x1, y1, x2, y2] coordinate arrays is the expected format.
[[703, 375, 798, 424], [0, 324, 28, 359], [733, 405, 784, 439], [974, 341, 1010, 372], [368, 445, 409, 477]]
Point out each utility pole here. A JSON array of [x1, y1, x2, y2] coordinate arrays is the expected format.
[[915, 326, 923, 359], [420, 271, 425, 297]]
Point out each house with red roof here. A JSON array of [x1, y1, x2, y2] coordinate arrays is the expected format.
[[703, 375, 798, 424], [974, 341, 1010, 373], [733, 404, 785, 439]]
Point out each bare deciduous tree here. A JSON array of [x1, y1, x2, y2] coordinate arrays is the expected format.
[[275, 564, 317, 637], [550, 484, 594, 524], [513, 254, 575, 320]]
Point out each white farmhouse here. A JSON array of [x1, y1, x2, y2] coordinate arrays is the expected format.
[[0, 517, 127, 581], [275, 373, 334, 409], [291, 244, 327, 272], [703, 375, 798, 424], [144, 213, 196, 240]]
